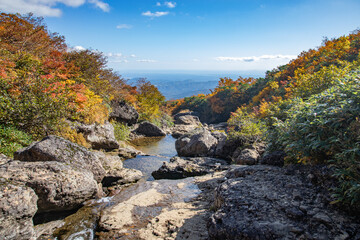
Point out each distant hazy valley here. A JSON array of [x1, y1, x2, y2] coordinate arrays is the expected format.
[[123, 71, 265, 100]]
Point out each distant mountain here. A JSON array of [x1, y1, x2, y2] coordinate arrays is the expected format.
[[123, 71, 265, 100]]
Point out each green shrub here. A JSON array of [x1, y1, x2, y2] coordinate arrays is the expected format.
[[227, 107, 267, 144], [111, 121, 131, 142], [0, 125, 32, 157], [274, 70, 360, 207], [151, 113, 174, 128]]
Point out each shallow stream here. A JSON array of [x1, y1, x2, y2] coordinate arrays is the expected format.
[[44, 135, 200, 240], [124, 135, 177, 180]]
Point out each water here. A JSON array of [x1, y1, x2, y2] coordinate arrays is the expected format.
[[51, 135, 179, 239], [124, 135, 177, 180]]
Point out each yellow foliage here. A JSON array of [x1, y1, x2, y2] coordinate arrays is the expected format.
[[75, 88, 109, 124], [56, 124, 90, 148], [268, 81, 279, 90]]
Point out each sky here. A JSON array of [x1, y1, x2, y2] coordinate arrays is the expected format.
[[0, 0, 360, 74]]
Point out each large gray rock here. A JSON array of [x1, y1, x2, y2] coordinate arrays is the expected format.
[[174, 115, 201, 125], [171, 124, 198, 138], [14, 135, 106, 183], [95, 151, 143, 187], [208, 165, 360, 239], [76, 121, 120, 151], [214, 138, 243, 161], [0, 161, 100, 213], [0, 180, 38, 240], [116, 147, 141, 159], [110, 100, 139, 126], [152, 156, 229, 180], [260, 151, 286, 167], [232, 148, 260, 165], [102, 168, 143, 187], [133, 121, 166, 137], [175, 130, 218, 157]]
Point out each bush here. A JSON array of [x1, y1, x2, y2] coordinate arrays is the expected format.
[[55, 122, 90, 148], [275, 70, 360, 207], [0, 125, 32, 157], [151, 113, 174, 128], [227, 107, 267, 144], [111, 121, 131, 142]]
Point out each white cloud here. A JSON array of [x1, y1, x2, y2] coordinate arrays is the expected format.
[[192, 58, 200, 62], [215, 54, 296, 62], [164, 1, 176, 8], [67, 45, 86, 51], [136, 59, 158, 63], [142, 11, 169, 17], [89, 0, 109, 12], [116, 24, 132, 29], [130, 54, 136, 58], [156, 1, 176, 8], [0, 0, 109, 17]]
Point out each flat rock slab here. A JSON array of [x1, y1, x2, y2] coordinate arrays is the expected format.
[[208, 165, 360, 240], [98, 173, 226, 240]]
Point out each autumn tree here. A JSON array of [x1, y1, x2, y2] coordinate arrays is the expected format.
[[136, 79, 165, 120]]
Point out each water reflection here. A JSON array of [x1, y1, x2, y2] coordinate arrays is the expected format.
[[124, 135, 177, 180]]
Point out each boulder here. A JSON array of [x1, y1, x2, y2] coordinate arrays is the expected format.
[[171, 124, 198, 138], [76, 121, 120, 151], [152, 156, 229, 180], [232, 148, 260, 165], [0, 161, 100, 213], [208, 165, 360, 239], [260, 151, 286, 167], [95, 151, 143, 187], [117, 147, 140, 159], [102, 168, 143, 187], [0, 180, 38, 240], [14, 135, 106, 183], [174, 115, 201, 125], [173, 111, 199, 121], [109, 100, 139, 126], [132, 121, 166, 137], [175, 130, 218, 157], [95, 151, 124, 170], [214, 138, 243, 161]]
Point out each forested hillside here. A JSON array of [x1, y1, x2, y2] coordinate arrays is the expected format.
[[172, 30, 360, 208], [0, 12, 169, 156]]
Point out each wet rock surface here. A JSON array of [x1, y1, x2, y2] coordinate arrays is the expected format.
[[0, 180, 38, 240], [110, 100, 139, 126], [152, 156, 229, 180], [208, 165, 360, 240], [76, 121, 120, 151], [98, 173, 226, 240], [14, 135, 106, 183], [0, 160, 100, 213]]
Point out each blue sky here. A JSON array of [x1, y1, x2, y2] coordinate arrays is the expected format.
[[1, 0, 360, 73]]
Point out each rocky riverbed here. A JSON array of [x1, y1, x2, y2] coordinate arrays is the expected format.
[[1, 111, 360, 239]]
